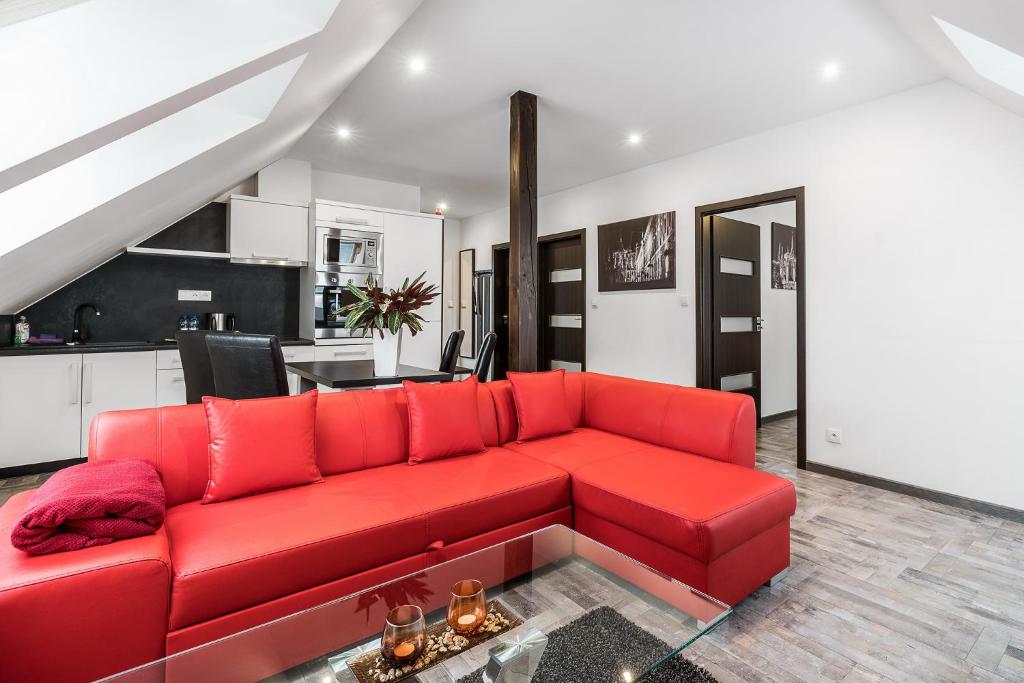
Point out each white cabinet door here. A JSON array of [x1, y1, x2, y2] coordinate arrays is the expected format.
[[156, 369, 187, 406], [0, 354, 83, 466], [281, 346, 315, 395], [401, 320, 443, 371], [382, 213, 443, 322], [313, 344, 373, 393], [81, 352, 157, 455], [229, 196, 308, 264]]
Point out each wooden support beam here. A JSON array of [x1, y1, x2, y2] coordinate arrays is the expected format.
[[508, 90, 539, 372]]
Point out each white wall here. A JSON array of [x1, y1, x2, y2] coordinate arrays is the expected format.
[[441, 218, 462, 341], [257, 158, 312, 203], [312, 169, 420, 212], [460, 80, 1024, 510], [720, 203, 797, 419]]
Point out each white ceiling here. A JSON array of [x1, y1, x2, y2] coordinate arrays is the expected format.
[[0, 0, 423, 313], [289, 0, 944, 218]]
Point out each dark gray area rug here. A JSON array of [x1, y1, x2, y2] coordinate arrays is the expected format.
[[456, 606, 717, 683]]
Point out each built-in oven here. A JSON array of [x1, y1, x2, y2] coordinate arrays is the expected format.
[[313, 270, 379, 340], [315, 226, 381, 275]]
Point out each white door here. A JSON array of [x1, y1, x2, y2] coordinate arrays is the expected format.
[[382, 213, 443, 323], [0, 354, 83, 466], [81, 352, 157, 455], [281, 346, 315, 395], [402, 320, 443, 370], [229, 197, 308, 263]]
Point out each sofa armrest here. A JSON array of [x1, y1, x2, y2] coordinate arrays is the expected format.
[[0, 490, 171, 683], [660, 387, 757, 467]]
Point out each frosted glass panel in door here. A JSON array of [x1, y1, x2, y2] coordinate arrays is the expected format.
[[720, 372, 755, 391], [720, 316, 754, 333], [720, 257, 754, 276]]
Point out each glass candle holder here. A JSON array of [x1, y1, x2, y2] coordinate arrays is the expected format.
[[381, 605, 426, 665], [447, 579, 487, 634]]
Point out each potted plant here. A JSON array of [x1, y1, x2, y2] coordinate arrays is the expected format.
[[340, 273, 439, 376]]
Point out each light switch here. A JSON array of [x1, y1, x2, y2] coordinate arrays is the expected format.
[[591, 297, 599, 309], [679, 294, 689, 307]]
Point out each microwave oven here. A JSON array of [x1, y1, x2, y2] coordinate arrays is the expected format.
[[315, 226, 380, 274]]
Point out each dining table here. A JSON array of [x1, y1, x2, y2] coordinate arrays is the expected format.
[[286, 359, 472, 393]]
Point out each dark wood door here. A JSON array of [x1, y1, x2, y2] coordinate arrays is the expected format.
[[492, 245, 510, 380], [710, 215, 762, 422], [539, 232, 585, 372]]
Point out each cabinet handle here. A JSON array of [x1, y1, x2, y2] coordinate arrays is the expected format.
[[69, 364, 80, 405], [335, 217, 369, 225], [83, 363, 93, 404], [171, 376, 186, 383], [332, 350, 366, 357], [251, 252, 289, 260]]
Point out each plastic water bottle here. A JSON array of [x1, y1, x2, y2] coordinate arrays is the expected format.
[[14, 316, 29, 345], [188, 314, 199, 331]]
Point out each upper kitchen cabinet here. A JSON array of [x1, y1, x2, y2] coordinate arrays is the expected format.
[[228, 195, 308, 266], [381, 212, 443, 323]]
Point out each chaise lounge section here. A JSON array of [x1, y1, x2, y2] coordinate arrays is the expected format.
[[0, 371, 795, 682]]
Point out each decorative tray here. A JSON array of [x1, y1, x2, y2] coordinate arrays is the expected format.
[[346, 600, 522, 683]]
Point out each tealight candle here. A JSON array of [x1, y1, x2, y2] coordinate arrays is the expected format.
[[393, 641, 415, 659], [381, 605, 425, 664], [447, 579, 487, 634], [457, 614, 478, 628]]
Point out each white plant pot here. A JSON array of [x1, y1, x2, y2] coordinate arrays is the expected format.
[[373, 329, 403, 376]]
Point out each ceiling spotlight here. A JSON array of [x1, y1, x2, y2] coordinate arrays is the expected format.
[[336, 126, 352, 139], [409, 56, 426, 74], [627, 132, 643, 146], [436, 202, 448, 212], [822, 61, 841, 80]]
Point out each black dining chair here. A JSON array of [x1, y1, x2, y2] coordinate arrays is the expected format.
[[174, 330, 221, 404], [472, 332, 497, 382], [439, 330, 465, 374], [205, 333, 290, 400]]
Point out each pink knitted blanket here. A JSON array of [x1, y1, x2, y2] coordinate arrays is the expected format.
[[11, 460, 165, 555]]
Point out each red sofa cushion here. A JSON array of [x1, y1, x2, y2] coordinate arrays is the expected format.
[[571, 445, 796, 563], [163, 449, 569, 630], [404, 377, 486, 463], [202, 391, 323, 504], [485, 373, 584, 444], [164, 466, 430, 630], [502, 428, 650, 473], [391, 447, 570, 545], [507, 370, 574, 441], [582, 373, 756, 467]]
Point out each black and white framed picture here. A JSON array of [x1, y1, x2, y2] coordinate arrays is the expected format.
[[597, 211, 676, 292], [771, 222, 797, 290]]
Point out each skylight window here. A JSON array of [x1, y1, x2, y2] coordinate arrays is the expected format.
[[934, 17, 1024, 97], [0, 0, 338, 174], [0, 56, 305, 257]]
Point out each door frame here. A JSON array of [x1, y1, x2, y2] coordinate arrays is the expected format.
[[538, 228, 587, 371], [694, 187, 806, 469]]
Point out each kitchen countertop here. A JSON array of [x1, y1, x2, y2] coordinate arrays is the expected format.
[[0, 337, 314, 357]]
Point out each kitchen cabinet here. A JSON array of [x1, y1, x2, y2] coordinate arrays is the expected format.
[[228, 195, 308, 266], [281, 345, 315, 394], [0, 354, 84, 467], [382, 213, 443, 323], [401, 320, 443, 371], [156, 369, 187, 406], [80, 352, 157, 454], [313, 344, 373, 392]]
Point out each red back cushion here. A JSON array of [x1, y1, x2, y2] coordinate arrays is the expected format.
[[202, 391, 323, 504], [507, 370, 575, 441], [403, 378, 486, 463]]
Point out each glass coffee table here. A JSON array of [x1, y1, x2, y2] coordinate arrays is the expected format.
[[104, 525, 729, 683]]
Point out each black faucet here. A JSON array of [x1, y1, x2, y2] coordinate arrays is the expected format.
[[72, 303, 101, 344]]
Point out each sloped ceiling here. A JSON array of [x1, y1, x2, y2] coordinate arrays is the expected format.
[[0, 0, 423, 313], [873, 0, 1024, 119], [289, 0, 943, 219]]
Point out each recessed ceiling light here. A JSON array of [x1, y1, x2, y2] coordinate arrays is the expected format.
[[627, 132, 642, 146], [934, 17, 1024, 97], [409, 56, 426, 74], [336, 126, 351, 139], [436, 202, 448, 212], [822, 62, 841, 80]]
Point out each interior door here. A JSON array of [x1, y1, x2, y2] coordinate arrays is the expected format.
[[539, 233, 585, 372], [710, 215, 762, 422], [491, 245, 510, 380]]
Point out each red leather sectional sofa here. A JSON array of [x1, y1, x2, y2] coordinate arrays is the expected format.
[[0, 372, 796, 682]]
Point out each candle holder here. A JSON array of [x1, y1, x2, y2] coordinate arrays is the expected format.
[[447, 579, 487, 634], [381, 605, 426, 665]]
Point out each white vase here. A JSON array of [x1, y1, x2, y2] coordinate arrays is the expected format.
[[373, 328, 403, 376]]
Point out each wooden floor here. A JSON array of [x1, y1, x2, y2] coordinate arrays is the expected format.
[[1, 417, 1022, 681]]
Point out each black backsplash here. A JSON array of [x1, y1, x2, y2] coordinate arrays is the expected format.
[[19, 204, 300, 342]]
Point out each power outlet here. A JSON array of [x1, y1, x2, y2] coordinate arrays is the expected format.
[[178, 289, 212, 302], [826, 428, 842, 445]]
